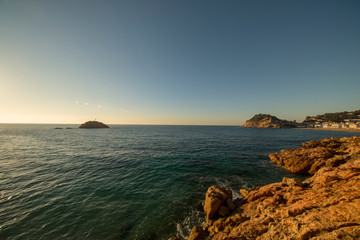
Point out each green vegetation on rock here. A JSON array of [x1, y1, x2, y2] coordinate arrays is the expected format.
[[305, 110, 360, 123], [242, 114, 298, 129]]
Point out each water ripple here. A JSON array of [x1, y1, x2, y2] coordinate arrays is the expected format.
[[1, 124, 359, 239]]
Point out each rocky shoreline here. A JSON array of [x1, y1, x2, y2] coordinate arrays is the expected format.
[[171, 136, 360, 239]]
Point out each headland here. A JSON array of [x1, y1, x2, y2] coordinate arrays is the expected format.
[[241, 113, 298, 129]]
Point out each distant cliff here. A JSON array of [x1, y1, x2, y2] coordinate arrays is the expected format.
[[79, 121, 109, 128], [242, 114, 298, 128]]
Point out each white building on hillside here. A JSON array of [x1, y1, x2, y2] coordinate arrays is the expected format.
[[349, 122, 358, 129]]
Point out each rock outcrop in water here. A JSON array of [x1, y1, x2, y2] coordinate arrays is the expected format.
[[175, 136, 360, 240], [79, 121, 109, 129], [242, 113, 298, 129], [269, 136, 360, 174], [204, 186, 233, 220]]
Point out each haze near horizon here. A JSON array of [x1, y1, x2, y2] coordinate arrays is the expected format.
[[1, 0, 359, 125]]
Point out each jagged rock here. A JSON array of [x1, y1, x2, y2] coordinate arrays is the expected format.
[[269, 136, 360, 174], [242, 113, 298, 128], [282, 177, 303, 187], [188, 226, 207, 240], [239, 189, 250, 198], [201, 158, 360, 239], [79, 121, 109, 129], [185, 137, 360, 240], [269, 147, 336, 174], [204, 186, 232, 220], [205, 214, 249, 238]]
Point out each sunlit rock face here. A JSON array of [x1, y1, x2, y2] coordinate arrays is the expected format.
[[203, 186, 233, 220], [269, 136, 360, 174], [172, 137, 360, 240]]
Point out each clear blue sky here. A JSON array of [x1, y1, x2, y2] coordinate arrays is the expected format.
[[1, 0, 359, 124]]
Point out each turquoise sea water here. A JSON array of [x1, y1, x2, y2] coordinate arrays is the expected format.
[[1, 124, 359, 240]]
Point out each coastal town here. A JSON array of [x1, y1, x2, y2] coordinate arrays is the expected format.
[[301, 111, 360, 129], [242, 110, 360, 130], [301, 118, 360, 129]]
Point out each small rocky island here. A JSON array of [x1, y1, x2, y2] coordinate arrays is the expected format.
[[171, 136, 360, 240], [242, 113, 298, 128], [79, 121, 109, 129]]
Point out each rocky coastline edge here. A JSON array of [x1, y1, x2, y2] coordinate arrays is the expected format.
[[170, 136, 360, 240]]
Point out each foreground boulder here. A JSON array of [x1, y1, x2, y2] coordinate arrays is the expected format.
[[202, 158, 360, 239], [203, 186, 233, 220], [79, 121, 109, 129], [172, 136, 360, 240]]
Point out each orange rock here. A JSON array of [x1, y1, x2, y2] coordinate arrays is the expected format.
[[269, 136, 360, 174], [239, 189, 249, 197], [282, 177, 303, 187], [188, 226, 207, 240], [185, 137, 360, 240], [218, 206, 230, 217], [204, 186, 232, 220]]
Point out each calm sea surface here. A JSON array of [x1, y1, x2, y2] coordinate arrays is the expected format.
[[1, 124, 359, 240]]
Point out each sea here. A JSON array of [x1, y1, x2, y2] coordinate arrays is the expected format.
[[1, 124, 359, 240]]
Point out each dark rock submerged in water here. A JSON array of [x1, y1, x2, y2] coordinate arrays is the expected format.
[[79, 121, 109, 128]]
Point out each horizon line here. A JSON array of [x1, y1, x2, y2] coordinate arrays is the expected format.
[[0, 122, 242, 127]]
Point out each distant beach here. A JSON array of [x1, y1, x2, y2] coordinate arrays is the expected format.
[[297, 128, 360, 133]]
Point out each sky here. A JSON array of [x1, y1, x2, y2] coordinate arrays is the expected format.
[[1, 0, 359, 125]]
